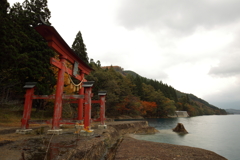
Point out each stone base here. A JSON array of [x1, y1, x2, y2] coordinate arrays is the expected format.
[[98, 125, 107, 129], [80, 130, 94, 136], [76, 120, 83, 124], [16, 129, 33, 134], [47, 129, 63, 135], [75, 124, 84, 129], [74, 125, 84, 134]]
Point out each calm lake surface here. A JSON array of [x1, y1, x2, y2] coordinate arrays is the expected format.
[[131, 115, 240, 160]]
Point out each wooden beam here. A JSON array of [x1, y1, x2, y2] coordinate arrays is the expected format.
[[50, 57, 82, 81], [32, 94, 84, 100]]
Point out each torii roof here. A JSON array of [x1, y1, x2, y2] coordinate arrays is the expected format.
[[35, 25, 93, 74]]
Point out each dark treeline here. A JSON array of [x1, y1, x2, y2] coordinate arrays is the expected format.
[[0, 0, 56, 107]]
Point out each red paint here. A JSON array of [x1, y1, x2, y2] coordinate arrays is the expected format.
[[69, 100, 78, 103], [21, 87, 35, 129], [50, 57, 83, 81], [78, 73, 85, 121], [90, 94, 106, 124], [35, 25, 92, 75], [20, 25, 94, 130], [100, 95, 106, 125], [84, 87, 92, 130], [92, 100, 101, 103], [52, 56, 66, 129]]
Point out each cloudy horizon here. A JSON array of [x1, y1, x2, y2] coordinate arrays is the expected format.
[[8, 0, 240, 110]]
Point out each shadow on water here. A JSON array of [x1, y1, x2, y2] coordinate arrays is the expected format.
[[176, 132, 188, 137], [146, 118, 179, 130]]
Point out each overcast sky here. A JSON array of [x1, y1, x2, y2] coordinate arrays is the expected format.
[[8, 0, 240, 110]]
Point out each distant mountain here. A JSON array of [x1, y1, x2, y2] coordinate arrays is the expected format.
[[176, 90, 226, 114], [225, 109, 240, 114], [176, 90, 218, 109]]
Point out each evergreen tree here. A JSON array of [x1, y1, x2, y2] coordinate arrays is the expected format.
[[0, 0, 56, 105], [133, 75, 143, 98], [0, 0, 20, 103], [72, 31, 89, 64], [10, 0, 55, 94], [20, 0, 51, 26]]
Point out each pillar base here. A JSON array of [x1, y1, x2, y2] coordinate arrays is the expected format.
[[76, 120, 83, 124], [16, 129, 32, 134], [75, 124, 84, 129], [98, 125, 107, 129], [47, 129, 63, 135], [80, 130, 94, 136]]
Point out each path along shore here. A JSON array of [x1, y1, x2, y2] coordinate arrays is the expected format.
[[0, 121, 227, 160]]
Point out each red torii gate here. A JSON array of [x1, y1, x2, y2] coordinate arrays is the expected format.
[[92, 91, 107, 129], [36, 25, 94, 133], [17, 25, 99, 134]]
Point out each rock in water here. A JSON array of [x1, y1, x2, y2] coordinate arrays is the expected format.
[[172, 123, 188, 133]]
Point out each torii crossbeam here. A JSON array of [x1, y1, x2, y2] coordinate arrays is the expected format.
[[17, 25, 95, 134]]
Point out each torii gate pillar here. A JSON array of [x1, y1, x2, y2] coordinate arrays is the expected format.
[[80, 81, 94, 136], [16, 82, 37, 134], [98, 91, 107, 129], [52, 55, 66, 130], [77, 72, 85, 122]]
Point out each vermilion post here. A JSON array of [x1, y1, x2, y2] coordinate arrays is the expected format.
[[78, 73, 84, 121], [52, 56, 66, 129], [84, 87, 91, 129], [21, 87, 35, 129], [100, 95, 106, 125], [83, 81, 94, 130], [98, 91, 107, 125]]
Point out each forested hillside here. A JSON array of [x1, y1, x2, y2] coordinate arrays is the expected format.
[[87, 64, 227, 118]]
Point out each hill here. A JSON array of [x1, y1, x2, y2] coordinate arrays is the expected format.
[[101, 66, 139, 77], [225, 109, 240, 114], [176, 90, 226, 115], [99, 65, 227, 116], [123, 70, 139, 77], [176, 91, 221, 110]]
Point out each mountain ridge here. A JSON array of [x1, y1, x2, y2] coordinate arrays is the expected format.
[[225, 109, 240, 114], [103, 65, 226, 115]]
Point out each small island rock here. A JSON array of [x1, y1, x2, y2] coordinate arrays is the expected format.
[[172, 123, 188, 133]]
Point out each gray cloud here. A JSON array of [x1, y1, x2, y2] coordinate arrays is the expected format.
[[212, 101, 240, 109], [209, 57, 240, 77], [204, 85, 240, 109], [209, 33, 240, 77], [116, 0, 240, 34]]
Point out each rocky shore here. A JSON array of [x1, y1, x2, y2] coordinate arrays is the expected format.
[[0, 121, 227, 160]]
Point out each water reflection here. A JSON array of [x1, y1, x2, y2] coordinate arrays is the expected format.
[[147, 118, 179, 130], [176, 132, 187, 137]]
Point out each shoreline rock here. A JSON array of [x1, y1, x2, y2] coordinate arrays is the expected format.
[[0, 121, 226, 160], [134, 126, 160, 135]]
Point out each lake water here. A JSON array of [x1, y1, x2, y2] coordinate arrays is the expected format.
[[131, 115, 240, 160]]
